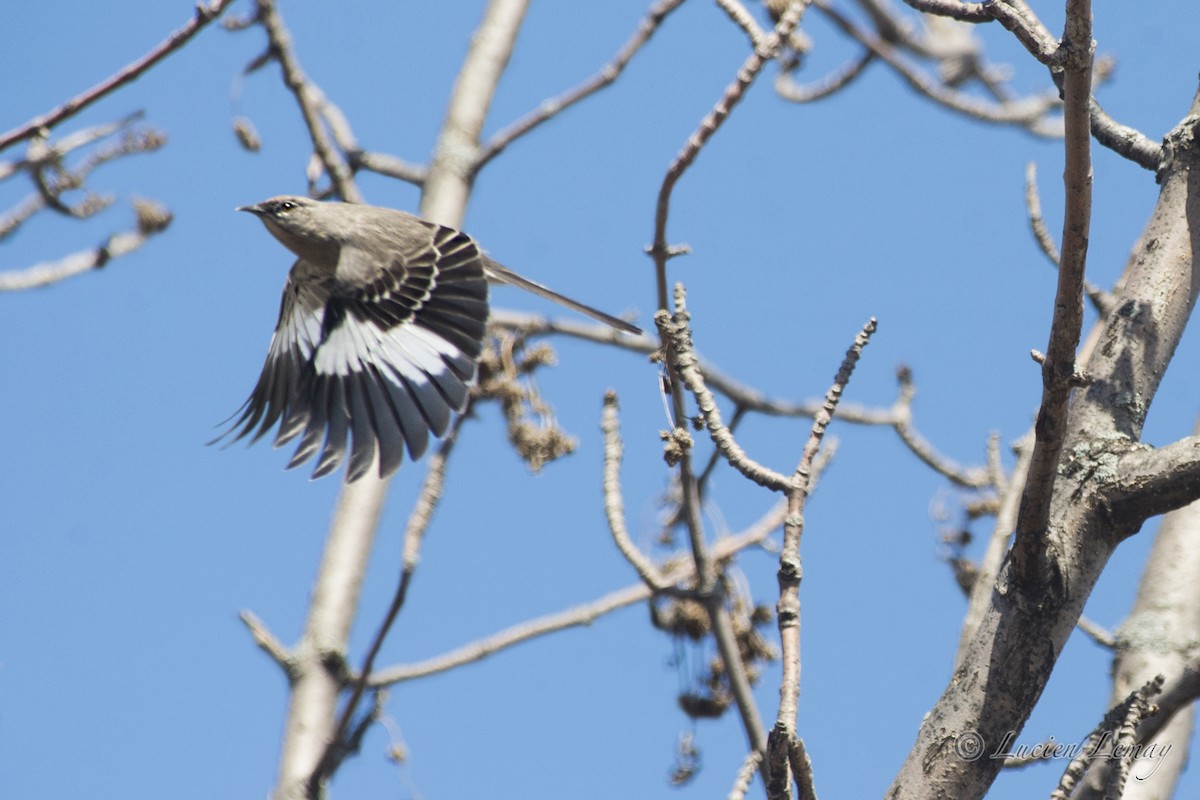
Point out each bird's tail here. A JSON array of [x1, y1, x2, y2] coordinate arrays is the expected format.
[[483, 258, 642, 335]]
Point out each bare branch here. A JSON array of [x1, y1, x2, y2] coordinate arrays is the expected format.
[[602, 391, 672, 590], [1108, 436, 1200, 521], [1089, 96, 1162, 171], [789, 737, 817, 800], [1075, 615, 1115, 649], [310, 414, 468, 791], [891, 369, 991, 488], [651, 2, 808, 309], [775, 50, 874, 103], [816, 0, 1061, 134], [252, 0, 361, 202], [0, 0, 236, 152], [901, 0, 990, 22], [716, 0, 768, 47], [659, 301, 793, 492], [477, 0, 686, 170], [769, 319, 873, 797], [490, 310, 906, 425], [984, 0, 1059, 65], [239, 610, 293, 673], [1012, 0, 1093, 581], [0, 199, 172, 292], [1025, 162, 1113, 316], [640, 7, 810, 761], [350, 150, 427, 185], [369, 517, 780, 686], [1024, 161, 1061, 266], [492, 310, 985, 491], [955, 432, 1030, 667], [728, 750, 763, 800], [1049, 676, 1163, 800]]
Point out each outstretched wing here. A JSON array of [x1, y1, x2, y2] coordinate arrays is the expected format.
[[217, 226, 489, 481]]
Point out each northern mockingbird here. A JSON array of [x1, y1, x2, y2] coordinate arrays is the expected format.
[[216, 195, 640, 481]]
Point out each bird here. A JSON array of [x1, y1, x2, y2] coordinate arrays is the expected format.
[[215, 195, 641, 482]]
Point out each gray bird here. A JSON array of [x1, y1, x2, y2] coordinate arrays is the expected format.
[[217, 195, 640, 482]]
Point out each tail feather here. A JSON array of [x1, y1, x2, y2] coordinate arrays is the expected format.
[[483, 258, 641, 335]]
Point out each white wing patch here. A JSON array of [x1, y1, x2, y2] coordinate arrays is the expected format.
[[217, 223, 489, 481]]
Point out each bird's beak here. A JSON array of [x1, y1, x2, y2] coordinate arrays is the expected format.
[[236, 204, 262, 215]]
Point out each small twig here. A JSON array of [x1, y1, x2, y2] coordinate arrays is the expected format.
[[1088, 96, 1162, 171], [1076, 615, 1116, 649], [368, 516, 781, 686], [659, 303, 792, 492], [351, 150, 427, 185], [769, 320, 874, 797], [652, 2, 808, 308], [253, 0, 361, 202], [817, 0, 1060, 135], [715, 0, 768, 47], [900, 0, 990, 22], [954, 432, 1028, 666], [401, 408, 464, 571], [475, 0, 687, 170], [602, 391, 672, 590], [775, 50, 874, 103], [1024, 161, 1061, 266], [0, 194, 43, 241], [0, 199, 172, 292], [1025, 162, 1112, 316], [728, 750, 763, 800], [310, 412, 467, 789], [239, 609, 293, 672], [1049, 676, 1163, 800], [891, 370, 991, 488], [1, 112, 148, 183], [697, 404, 746, 494], [983, 0, 1059, 65], [0, 0, 236, 152], [985, 432, 1005, 492], [490, 310, 902, 425]]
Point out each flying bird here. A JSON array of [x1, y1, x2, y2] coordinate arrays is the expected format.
[[216, 196, 640, 482]]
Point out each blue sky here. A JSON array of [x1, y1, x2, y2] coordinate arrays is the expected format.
[[2, 2, 1199, 798]]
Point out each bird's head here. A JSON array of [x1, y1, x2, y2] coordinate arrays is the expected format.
[[238, 195, 341, 261]]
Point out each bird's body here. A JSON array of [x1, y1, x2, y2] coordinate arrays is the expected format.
[[218, 196, 638, 481]]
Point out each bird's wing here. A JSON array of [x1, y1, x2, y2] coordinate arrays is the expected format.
[[217, 226, 489, 481]]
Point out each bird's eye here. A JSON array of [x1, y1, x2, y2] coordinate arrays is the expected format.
[[279, 201, 296, 212]]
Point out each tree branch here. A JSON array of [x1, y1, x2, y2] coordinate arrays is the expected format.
[[1108, 436, 1200, 521], [660, 305, 792, 492], [0, 0, 236, 152], [475, 0, 686, 170], [817, 0, 1061, 134], [0, 199, 172, 292], [367, 513, 783, 686], [601, 391, 673, 590], [252, 0, 361, 202], [901, 0, 991, 22], [1012, 0, 1092, 581], [768, 319, 872, 798]]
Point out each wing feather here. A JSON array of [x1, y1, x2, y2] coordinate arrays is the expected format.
[[215, 222, 489, 480]]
